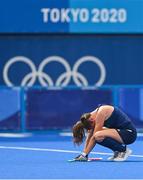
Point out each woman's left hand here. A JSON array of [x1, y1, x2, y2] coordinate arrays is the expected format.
[[74, 154, 88, 161]]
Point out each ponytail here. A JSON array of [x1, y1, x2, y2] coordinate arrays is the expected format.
[[72, 113, 91, 146], [72, 121, 85, 146]]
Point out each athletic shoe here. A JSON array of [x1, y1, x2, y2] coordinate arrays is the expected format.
[[113, 148, 132, 161], [108, 151, 120, 160]]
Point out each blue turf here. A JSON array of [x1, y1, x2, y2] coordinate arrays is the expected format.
[[0, 132, 143, 179]]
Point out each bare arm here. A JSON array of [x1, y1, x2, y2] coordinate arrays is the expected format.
[[83, 108, 106, 155], [83, 129, 93, 151]]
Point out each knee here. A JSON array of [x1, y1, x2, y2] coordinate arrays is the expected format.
[[93, 131, 105, 142]]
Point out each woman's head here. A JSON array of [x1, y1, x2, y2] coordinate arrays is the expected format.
[[80, 113, 91, 128], [72, 113, 91, 145]]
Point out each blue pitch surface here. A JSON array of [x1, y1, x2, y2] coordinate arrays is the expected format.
[[0, 131, 143, 179]]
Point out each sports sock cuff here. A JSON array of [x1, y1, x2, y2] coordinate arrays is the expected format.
[[81, 152, 87, 157]]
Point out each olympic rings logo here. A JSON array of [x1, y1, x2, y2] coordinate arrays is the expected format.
[[3, 56, 106, 87]]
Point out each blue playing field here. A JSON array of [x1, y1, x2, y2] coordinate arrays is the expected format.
[[0, 130, 143, 179]]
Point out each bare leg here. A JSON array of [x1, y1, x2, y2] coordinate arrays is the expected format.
[[84, 128, 124, 155], [94, 128, 124, 144]]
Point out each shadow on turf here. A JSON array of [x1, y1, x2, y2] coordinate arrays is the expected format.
[[90, 160, 143, 162], [68, 159, 143, 163]]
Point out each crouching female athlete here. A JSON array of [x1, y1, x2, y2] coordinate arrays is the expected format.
[[72, 105, 137, 161]]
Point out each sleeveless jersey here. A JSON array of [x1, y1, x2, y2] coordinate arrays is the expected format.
[[104, 107, 134, 129]]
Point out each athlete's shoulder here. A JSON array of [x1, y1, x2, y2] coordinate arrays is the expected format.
[[99, 104, 114, 110], [98, 105, 114, 117], [91, 104, 113, 115]]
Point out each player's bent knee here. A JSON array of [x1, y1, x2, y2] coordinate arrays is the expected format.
[[93, 131, 105, 142]]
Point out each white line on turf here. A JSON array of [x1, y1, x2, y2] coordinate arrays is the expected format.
[[0, 133, 32, 138], [0, 146, 142, 158], [60, 132, 143, 137]]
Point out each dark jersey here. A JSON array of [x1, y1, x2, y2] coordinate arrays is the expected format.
[[104, 107, 135, 129]]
